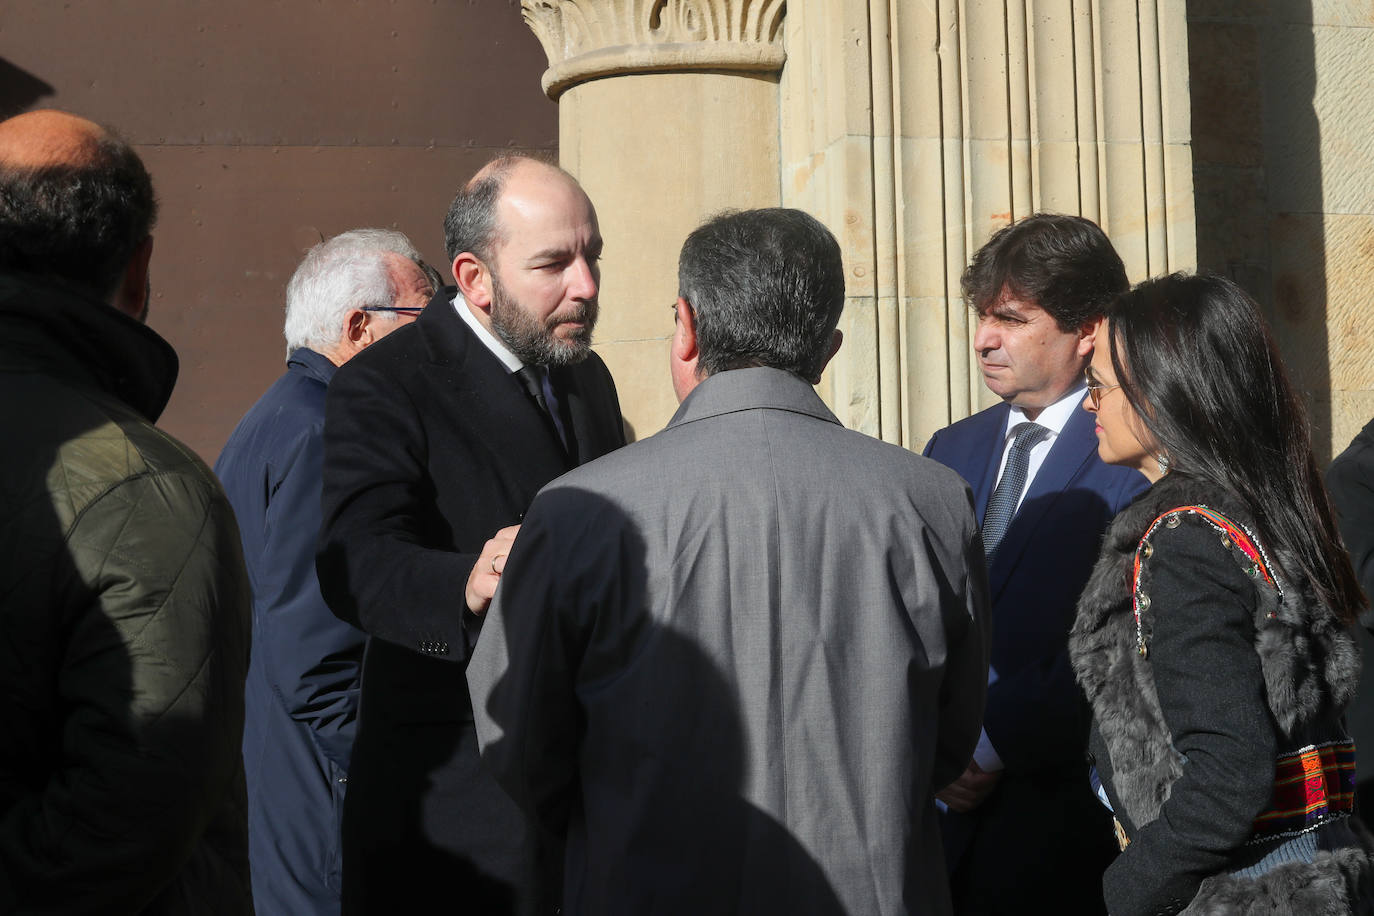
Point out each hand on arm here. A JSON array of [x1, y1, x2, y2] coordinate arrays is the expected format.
[[317, 359, 475, 655], [469, 487, 605, 836], [465, 525, 520, 615]]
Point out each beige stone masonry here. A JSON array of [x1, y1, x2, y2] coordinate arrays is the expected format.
[[525, 1, 1198, 445], [1263, 16, 1374, 457], [524, 0, 784, 439], [783, 0, 1197, 448]]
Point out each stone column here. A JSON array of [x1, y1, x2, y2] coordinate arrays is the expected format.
[[524, 1, 1197, 446], [781, 0, 1196, 447], [522, 0, 786, 439], [1189, 5, 1374, 460]]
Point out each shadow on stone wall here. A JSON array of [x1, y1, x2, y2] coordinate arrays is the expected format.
[[1188, 1, 1330, 459], [0, 58, 53, 117]]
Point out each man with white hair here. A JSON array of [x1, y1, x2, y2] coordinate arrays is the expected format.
[[214, 229, 433, 916]]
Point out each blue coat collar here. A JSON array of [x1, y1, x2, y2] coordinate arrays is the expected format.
[[287, 347, 337, 387]]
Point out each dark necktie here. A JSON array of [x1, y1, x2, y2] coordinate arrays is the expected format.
[[514, 365, 571, 453], [982, 422, 1051, 560], [514, 365, 550, 415]]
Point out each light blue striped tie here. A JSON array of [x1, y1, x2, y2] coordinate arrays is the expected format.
[[982, 422, 1050, 560]]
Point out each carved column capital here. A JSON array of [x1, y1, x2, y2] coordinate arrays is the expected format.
[[522, 0, 786, 100]]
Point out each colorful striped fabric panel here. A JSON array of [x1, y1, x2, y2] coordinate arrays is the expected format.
[[1250, 741, 1357, 842]]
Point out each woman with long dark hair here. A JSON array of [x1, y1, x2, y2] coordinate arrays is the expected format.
[[1069, 273, 1374, 914]]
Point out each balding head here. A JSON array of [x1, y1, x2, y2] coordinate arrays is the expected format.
[[0, 110, 108, 170], [447, 156, 601, 367], [443, 155, 586, 266], [0, 109, 157, 312]]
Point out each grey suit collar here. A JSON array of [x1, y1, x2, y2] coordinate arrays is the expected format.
[[667, 366, 842, 429]]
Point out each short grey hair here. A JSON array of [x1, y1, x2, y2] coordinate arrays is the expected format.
[[678, 208, 845, 380], [283, 228, 424, 354]]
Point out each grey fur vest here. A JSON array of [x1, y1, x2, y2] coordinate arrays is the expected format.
[[1069, 473, 1372, 914]]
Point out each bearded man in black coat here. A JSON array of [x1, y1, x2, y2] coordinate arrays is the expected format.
[[317, 156, 625, 914]]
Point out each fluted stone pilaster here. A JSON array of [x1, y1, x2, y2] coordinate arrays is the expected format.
[[782, 0, 1197, 447], [522, 0, 1198, 445]]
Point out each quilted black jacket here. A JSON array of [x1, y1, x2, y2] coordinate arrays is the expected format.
[[0, 273, 253, 914]]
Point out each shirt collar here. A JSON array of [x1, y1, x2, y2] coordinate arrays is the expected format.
[[452, 290, 524, 374], [1004, 383, 1087, 441]]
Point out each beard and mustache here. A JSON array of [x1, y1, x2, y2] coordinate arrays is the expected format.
[[489, 265, 601, 368], [487, 268, 598, 368]]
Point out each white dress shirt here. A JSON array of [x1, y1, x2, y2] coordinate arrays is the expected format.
[[992, 384, 1089, 514]]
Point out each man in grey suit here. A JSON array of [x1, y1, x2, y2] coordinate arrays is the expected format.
[[468, 208, 991, 915]]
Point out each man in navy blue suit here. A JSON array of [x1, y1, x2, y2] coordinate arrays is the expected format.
[[216, 229, 433, 915], [923, 214, 1148, 914]]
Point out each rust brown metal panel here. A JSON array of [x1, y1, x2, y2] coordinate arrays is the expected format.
[[0, 1, 554, 148], [141, 144, 513, 461], [1, 0, 556, 463]]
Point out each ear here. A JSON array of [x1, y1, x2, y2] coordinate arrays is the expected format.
[[344, 309, 370, 348], [670, 297, 703, 403], [112, 235, 154, 320], [453, 253, 492, 309], [671, 297, 698, 366], [809, 329, 844, 383], [1076, 317, 1101, 358]]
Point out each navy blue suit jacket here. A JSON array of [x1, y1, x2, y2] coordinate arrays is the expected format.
[[925, 402, 1146, 769], [924, 400, 1146, 905], [215, 348, 360, 916]]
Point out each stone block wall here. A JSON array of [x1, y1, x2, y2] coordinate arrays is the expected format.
[[1189, 0, 1374, 461]]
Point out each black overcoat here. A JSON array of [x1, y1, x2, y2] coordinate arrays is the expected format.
[[317, 288, 625, 913]]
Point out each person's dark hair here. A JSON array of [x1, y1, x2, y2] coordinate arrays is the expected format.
[[416, 258, 445, 293], [678, 208, 844, 381], [962, 213, 1127, 331], [442, 153, 557, 265], [0, 131, 156, 300], [1107, 272, 1365, 623]]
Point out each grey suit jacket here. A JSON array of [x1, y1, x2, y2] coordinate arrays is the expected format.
[[468, 367, 990, 915]]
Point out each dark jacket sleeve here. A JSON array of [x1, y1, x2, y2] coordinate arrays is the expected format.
[[259, 425, 363, 769], [983, 472, 1148, 772], [1327, 435, 1374, 623], [981, 646, 1090, 770], [467, 486, 592, 836], [933, 496, 994, 789], [317, 353, 475, 658], [1103, 520, 1276, 916], [0, 471, 251, 913]]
